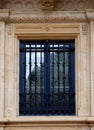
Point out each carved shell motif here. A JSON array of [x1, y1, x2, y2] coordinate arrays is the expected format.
[[42, 0, 54, 10]]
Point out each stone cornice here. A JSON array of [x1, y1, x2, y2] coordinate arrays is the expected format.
[[86, 9, 94, 21], [0, 9, 94, 23]]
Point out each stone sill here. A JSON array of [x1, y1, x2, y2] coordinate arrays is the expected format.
[[0, 117, 94, 125]]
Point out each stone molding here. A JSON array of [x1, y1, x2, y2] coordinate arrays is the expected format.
[[1, 0, 94, 11], [0, 9, 94, 23]]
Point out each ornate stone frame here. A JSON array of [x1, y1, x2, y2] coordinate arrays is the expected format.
[[3, 22, 90, 119]]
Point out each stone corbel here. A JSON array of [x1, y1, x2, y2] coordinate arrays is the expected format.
[[0, 9, 9, 21], [86, 9, 94, 21]]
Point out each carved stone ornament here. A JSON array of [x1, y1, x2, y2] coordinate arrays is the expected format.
[[7, 24, 14, 35], [82, 24, 88, 35], [42, 0, 54, 11]]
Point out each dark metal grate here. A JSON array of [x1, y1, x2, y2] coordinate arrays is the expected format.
[[19, 40, 75, 116]]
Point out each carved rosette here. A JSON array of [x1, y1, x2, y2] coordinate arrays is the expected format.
[[42, 0, 54, 11]]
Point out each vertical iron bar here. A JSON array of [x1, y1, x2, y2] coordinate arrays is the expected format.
[[35, 43, 37, 114], [52, 43, 54, 114], [63, 44, 66, 114], [23, 44, 26, 114], [68, 43, 71, 114], [70, 42, 75, 114], [29, 44, 32, 114], [44, 40, 50, 115], [40, 44, 43, 114], [20, 43, 25, 115], [58, 44, 60, 113]]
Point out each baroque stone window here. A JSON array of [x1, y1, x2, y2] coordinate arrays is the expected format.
[[19, 40, 75, 116]]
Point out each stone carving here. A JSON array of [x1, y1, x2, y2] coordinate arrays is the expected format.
[[82, 24, 88, 35], [1, 0, 94, 11], [42, 0, 54, 10], [7, 24, 14, 35]]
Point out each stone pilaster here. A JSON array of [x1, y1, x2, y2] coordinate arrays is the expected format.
[[90, 21, 94, 116], [5, 24, 18, 117], [77, 23, 90, 116], [0, 22, 5, 117]]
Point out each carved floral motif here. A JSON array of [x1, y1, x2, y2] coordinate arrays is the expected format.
[[42, 0, 54, 10]]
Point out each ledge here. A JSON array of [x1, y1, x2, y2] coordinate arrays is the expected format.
[[0, 117, 94, 124], [0, 117, 94, 127]]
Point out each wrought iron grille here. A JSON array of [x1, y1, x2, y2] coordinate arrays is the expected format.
[[19, 40, 75, 116]]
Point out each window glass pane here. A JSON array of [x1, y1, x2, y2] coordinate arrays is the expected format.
[[19, 40, 75, 115]]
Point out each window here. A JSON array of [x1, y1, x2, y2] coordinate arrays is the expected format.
[[19, 40, 75, 116]]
